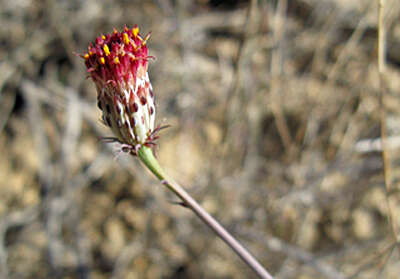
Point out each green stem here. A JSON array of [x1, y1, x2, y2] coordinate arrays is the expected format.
[[137, 146, 274, 279], [137, 146, 166, 181]]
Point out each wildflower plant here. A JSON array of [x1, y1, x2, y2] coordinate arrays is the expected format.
[[83, 25, 160, 154], [82, 26, 273, 279]]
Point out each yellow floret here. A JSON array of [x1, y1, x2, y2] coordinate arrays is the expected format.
[[123, 33, 130, 45], [100, 57, 105, 64], [133, 27, 139, 38], [103, 44, 110, 56], [114, 57, 120, 64], [84, 53, 89, 59]]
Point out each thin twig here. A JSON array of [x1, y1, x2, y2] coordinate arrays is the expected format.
[[377, 0, 399, 243], [270, 0, 292, 154]]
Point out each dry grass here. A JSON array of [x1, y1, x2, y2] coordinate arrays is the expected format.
[[1, 0, 400, 278]]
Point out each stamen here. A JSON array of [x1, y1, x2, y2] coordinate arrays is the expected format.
[[123, 33, 130, 45], [103, 44, 110, 56], [133, 26, 139, 38]]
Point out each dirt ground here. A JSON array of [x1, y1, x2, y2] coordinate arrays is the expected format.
[[1, 0, 400, 278]]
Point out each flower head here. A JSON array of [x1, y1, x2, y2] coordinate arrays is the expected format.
[[82, 25, 157, 151]]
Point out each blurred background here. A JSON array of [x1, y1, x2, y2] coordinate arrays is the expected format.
[[1, 0, 400, 278]]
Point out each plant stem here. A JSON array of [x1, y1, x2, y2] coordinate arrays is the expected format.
[[138, 146, 274, 279]]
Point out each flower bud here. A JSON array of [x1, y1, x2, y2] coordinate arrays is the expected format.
[[82, 26, 156, 148]]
